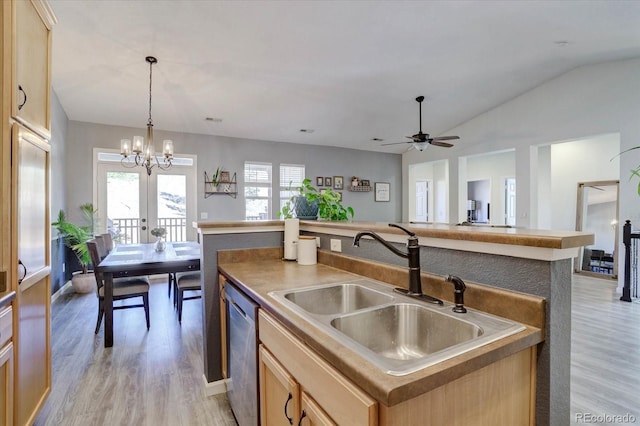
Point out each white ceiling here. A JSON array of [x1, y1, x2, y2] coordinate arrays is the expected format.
[[50, 1, 640, 154]]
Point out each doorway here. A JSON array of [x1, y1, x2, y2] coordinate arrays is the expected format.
[[415, 180, 431, 222], [575, 180, 619, 278], [95, 151, 197, 244]]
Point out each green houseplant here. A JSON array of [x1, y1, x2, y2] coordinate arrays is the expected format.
[[278, 178, 354, 221], [52, 203, 97, 293]]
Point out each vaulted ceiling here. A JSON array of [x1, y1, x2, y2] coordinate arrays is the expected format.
[[50, 0, 640, 153]]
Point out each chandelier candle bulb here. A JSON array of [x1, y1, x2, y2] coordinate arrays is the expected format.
[[163, 140, 174, 158], [133, 135, 144, 154], [120, 139, 131, 157]]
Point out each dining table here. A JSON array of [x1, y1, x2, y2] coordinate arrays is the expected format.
[[97, 240, 201, 347]]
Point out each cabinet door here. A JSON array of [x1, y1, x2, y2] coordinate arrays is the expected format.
[[12, 0, 55, 137], [0, 342, 15, 426], [12, 124, 51, 426], [299, 391, 336, 426], [259, 345, 300, 426]]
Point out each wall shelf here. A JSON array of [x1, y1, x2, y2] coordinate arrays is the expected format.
[[348, 185, 371, 192], [204, 171, 237, 199]]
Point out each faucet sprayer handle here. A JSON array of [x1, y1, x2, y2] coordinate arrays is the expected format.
[[388, 223, 415, 237]]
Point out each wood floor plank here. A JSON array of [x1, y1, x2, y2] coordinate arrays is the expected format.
[[35, 279, 236, 426], [36, 272, 639, 425]]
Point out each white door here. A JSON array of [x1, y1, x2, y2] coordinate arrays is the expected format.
[[95, 152, 196, 244], [415, 180, 430, 222], [504, 178, 516, 226]]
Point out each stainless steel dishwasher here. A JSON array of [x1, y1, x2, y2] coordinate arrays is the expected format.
[[225, 281, 259, 426]]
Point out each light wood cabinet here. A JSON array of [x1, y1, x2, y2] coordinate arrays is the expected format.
[[12, 0, 56, 138], [0, 306, 14, 426], [259, 345, 335, 426], [258, 311, 378, 426], [12, 124, 51, 426], [1, 1, 55, 424]]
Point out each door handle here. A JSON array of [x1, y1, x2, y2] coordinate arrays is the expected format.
[[284, 392, 293, 424], [18, 259, 27, 285], [18, 85, 27, 110]]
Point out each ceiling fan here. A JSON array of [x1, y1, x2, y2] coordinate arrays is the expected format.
[[382, 96, 459, 151]]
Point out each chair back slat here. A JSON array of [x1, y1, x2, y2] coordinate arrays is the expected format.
[[94, 235, 107, 260], [101, 233, 114, 254], [86, 239, 104, 292]]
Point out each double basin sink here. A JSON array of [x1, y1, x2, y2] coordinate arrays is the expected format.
[[269, 279, 525, 376]]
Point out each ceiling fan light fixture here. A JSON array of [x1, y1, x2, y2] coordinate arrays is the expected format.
[[413, 141, 429, 152]]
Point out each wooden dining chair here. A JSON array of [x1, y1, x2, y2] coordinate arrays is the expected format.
[[101, 233, 114, 254], [94, 235, 107, 261], [174, 271, 202, 323], [86, 239, 151, 334]]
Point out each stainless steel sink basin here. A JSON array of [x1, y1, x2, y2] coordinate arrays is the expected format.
[[269, 279, 525, 376], [283, 283, 393, 315], [331, 303, 482, 360]]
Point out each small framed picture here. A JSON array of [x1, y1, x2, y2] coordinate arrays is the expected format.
[[361, 179, 370, 187], [316, 177, 324, 186], [375, 182, 390, 202], [324, 177, 332, 187], [333, 176, 343, 190], [219, 171, 230, 183]]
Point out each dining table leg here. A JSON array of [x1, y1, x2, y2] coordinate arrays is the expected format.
[[104, 272, 114, 347]]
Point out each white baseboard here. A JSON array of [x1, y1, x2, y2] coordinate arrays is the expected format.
[[202, 374, 229, 396], [51, 280, 73, 303]]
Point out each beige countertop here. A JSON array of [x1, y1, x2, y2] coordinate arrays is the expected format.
[[218, 248, 544, 407], [197, 219, 593, 250]]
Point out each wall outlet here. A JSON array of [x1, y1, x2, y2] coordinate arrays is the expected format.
[[330, 239, 342, 252], [201, 212, 209, 219], [316, 237, 321, 248]]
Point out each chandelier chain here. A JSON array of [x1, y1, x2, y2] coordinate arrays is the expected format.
[[148, 59, 153, 126]]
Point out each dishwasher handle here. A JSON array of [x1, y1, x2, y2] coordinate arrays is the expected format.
[[229, 299, 247, 319]]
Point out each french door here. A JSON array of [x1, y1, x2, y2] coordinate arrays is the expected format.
[[95, 152, 196, 244]]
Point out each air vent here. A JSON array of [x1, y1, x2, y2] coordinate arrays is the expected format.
[[299, 129, 315, 133], [205, 117, 223, 122]]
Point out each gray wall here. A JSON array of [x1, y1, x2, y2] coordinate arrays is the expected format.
[[64, 121, 402, 224], [50, 90, 69, 293]]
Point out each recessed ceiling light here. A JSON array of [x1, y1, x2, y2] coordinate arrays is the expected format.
[[371, 138, 384, 142], [554, 41, 569, 47], [299, 129, 315, 133], [205, 117, 223, 122]]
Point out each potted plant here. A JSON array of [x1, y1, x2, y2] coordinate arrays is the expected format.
[[51, 203, 97, 293], [278, 178, 354, 221]]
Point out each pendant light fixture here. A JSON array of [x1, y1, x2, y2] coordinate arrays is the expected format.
[[120, 56, 173, 175]]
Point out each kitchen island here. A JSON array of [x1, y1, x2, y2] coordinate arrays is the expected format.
[[196, 220, 593, 426]]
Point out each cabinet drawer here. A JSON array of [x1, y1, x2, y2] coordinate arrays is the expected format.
[[0, 306, 12, 348], [259, 311, 377, 426]]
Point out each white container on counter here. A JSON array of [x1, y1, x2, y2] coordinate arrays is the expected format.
[[297, 236, 317, 265]]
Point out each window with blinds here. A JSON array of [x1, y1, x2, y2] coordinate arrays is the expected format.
[[280, 164, 305, 211], [244, 162, 272, 220]]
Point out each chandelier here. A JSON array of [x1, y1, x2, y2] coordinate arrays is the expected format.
[[120, 56, 173, 176]]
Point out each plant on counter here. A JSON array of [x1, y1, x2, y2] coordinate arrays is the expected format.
[[278, 178, 354, 221]]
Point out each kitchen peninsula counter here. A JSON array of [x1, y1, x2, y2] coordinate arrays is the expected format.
[[217, 248, 544, 406]]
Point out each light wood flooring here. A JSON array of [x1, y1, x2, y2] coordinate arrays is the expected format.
[[35, 277, 237, 426], [35, 273, 639, 425], [570, 273, 640, 423]]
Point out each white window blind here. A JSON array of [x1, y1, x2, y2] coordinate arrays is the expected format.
[[280, 164, 305, 207], [244, 162, 272, 220]]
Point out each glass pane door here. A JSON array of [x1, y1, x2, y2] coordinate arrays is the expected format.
[[97, 160, 195, 244]]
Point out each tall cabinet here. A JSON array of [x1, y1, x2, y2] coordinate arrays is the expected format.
[[0, 1, 56, 425]]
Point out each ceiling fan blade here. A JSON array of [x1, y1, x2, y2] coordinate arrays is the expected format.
[[431, 135, 460, 141], [381, 141, 410, 146], [430, 141, 454, 148]]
